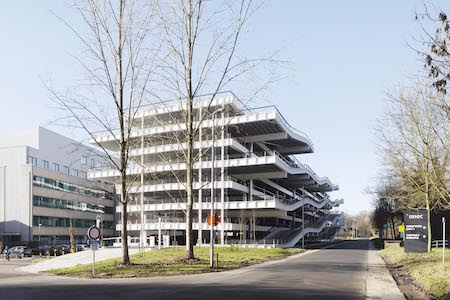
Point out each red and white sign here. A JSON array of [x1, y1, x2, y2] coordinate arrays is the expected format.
[[87, 226, 101, 240]]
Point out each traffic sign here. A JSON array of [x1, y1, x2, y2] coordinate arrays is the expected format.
[[207, 214, 221, 226], [87, 240, 101, 245], [87, 226, 101, 240]]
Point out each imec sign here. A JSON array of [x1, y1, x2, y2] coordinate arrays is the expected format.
[[404, 210, 428, 253]]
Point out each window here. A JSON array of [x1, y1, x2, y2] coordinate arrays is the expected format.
[[53, 163, 60, 172], [63, 166, 69, 174], [72, 169, 78, 177], [43, 160, 49, 169], [81, 156, 87, 165], [33, 216, 97, 228], [33, 195, 111, 214], [90, 159, 95, 168], [81, 171, 87, 179], [27, 156, 37, 166], [33, 175, 113, 200]]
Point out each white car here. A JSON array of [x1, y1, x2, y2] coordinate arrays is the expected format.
[[76, 244, 90, 251]]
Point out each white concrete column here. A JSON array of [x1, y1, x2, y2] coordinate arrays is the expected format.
[[0, 166, 5, 236]]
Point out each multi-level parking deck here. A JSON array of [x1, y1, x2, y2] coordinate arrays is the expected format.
[[89, 93, 343, 246]]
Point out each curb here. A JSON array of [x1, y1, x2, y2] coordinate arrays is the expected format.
[[365, 241, 406, 300]]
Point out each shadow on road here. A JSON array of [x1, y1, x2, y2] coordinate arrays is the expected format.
[[3, 282, 364, 300]]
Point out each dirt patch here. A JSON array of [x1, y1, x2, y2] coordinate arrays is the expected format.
[[381, 255, 435, 300]]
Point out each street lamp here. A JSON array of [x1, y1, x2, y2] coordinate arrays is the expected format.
[[301, 198, 304, 249], [210, 107, 225, 268], [38, 223, 42, 247]]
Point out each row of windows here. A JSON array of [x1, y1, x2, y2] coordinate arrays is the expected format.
[[32, 235, 87, 245], [33, 196, 114, 214], [33, 216, 114, 229], [33, 176, 114, 200], [27, 155, 100, 179]]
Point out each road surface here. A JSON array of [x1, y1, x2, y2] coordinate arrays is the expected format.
[[0, 239, 396, 300]]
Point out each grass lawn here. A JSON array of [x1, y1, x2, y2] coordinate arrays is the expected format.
[[48, 246, 302, 278], [380, 246, 450, 299]]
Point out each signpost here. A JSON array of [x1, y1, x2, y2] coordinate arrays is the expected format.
[[404, 210, 428, 253], [87, 226, 101, 276], [443, 217, 446, 266]]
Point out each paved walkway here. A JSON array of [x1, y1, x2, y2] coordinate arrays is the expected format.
[[2, 239, 404, 300], [19, 247, 147, 273]]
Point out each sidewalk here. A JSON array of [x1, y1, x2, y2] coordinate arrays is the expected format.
[[19, 247, 148, 273], [366, 241, 406, 300]]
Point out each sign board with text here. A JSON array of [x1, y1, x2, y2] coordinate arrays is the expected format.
[[404, 210, 428, 253]]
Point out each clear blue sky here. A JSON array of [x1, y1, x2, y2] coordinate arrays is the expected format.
[[2, 1, 448, 214]]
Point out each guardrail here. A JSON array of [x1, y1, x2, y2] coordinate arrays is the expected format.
[[432, 240, 449, 248]]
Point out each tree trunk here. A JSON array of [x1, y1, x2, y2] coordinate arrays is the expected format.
[[427, 202, 432, 253], [120, 200, 130, 265], [426, 177, 432, 253], [185, 96, 194, 259], [117, 0, 129, 265]]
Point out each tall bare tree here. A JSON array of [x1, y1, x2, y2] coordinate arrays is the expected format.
[[376, 84, 450, 251], [154, 0, 278, 259], [47, 0, 158, 265], [415, 6, 450, 94]]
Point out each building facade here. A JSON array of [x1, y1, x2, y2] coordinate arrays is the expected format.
[[0, 127, 115, 245], [90, 94, 343, 247]]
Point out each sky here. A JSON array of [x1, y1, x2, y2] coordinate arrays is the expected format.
[[2, 1, 449, 214]]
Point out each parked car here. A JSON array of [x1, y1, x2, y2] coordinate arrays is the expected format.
[[24, 245, 54, 257], [76, 244, 90, 251], [54, 245, 71, 255], [9, 246, 28, 257]]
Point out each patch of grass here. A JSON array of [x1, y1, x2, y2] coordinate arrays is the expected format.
[[380, 247, 450, 299], [48, 246, 302, 278]]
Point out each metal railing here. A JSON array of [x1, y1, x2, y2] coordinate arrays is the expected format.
[[432, 240, 449, 248]]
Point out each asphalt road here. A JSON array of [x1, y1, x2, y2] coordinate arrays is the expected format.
[[1, 239, 371, 300]]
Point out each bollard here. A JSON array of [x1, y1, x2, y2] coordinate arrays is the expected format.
[[32, 255, 35, 265], [46, 251, 50, 260], [216, 253, 219, 269], [62, 247, 65, 256], [54, 249, 57, 257], [39, 253, 42, 262]]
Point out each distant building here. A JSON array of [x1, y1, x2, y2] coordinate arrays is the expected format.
[[0, 127, 115, 245], [90, 94, 343, 247]]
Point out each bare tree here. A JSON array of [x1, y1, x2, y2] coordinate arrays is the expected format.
[[69, 218, 75, 252], [47, 0, 158, 265], [238, 209, 251, 244], [415, 6, 450, 94], [375, 83, 450, 251], [153, 0, 280, 259]]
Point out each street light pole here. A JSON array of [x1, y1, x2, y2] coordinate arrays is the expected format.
[[302, 198, 304, 249], [210, 107, 224, 268]]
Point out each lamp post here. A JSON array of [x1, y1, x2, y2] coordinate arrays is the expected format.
[[301, 199, 305, 249], [38, 223, 42, 247], [210, 107, 224, 268]]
